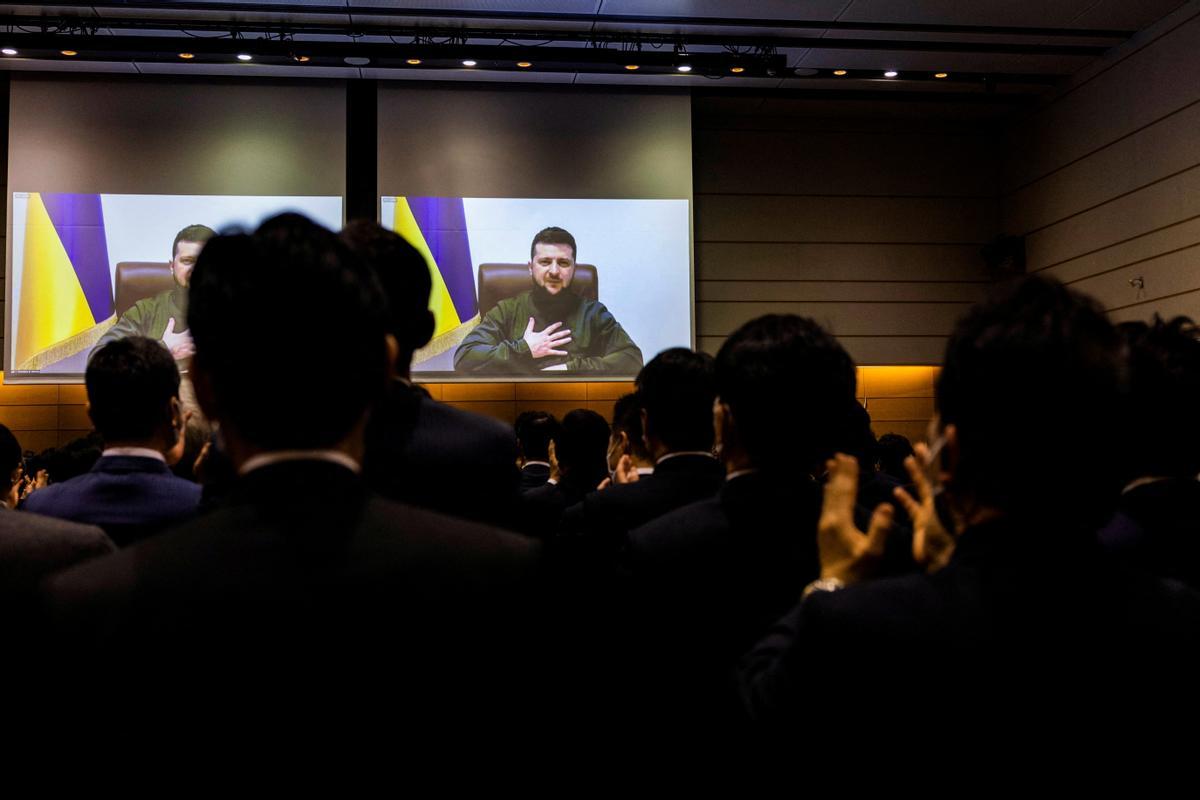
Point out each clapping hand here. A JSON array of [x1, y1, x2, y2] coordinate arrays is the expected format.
[[893, 443, 956, 573], [523, 318, 572, 359], [817, 453, 893, 585]]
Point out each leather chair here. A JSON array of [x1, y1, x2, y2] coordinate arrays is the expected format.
[[477, 263, 598, 317], [114, 262, 175, 316]]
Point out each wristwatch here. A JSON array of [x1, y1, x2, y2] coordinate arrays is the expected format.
[[801, 577, 845, 600]]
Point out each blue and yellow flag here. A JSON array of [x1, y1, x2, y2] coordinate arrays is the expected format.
[[392, 196, 479, 361], [14, 193, 116, 371]]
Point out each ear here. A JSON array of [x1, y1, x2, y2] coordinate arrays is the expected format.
[[169, 396, 184, 431]]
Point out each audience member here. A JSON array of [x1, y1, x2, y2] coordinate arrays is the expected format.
[[521, 408, 609, 538], [876, 432, 915, 485], [23, 337, 200, 545], [515, 410, 559, 491], [1099, 316, 1200, 587], [624, 315, 856, 724], [604, 392, 655, 479], [345, 221, 522, 528], [739, 276, 1200, 727], [22, 432, 104, 490], [559, 349, 723, 547], [43, 214, 544, 716]]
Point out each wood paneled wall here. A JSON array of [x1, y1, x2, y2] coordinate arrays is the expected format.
[[1003, 0, 1200, 323], [692, 96, 1002, 365]]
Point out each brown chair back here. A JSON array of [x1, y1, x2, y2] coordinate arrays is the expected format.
[[477, 263, 598, 317], [115, 262, 175, 317]]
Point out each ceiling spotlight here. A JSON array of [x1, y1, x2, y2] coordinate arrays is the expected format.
[[294, 55, 310, 63], [237, 53, 252, 62], [934, 72, 949, 79], [61, 50, 78, 57], [884, 70, 899, 78], [731, 66, 745, 74], [406, 58, 421, 65], [178, 52, 194, 59], [462, 59, 477, 67], [2, 48, 17, 56], [517, 61, 532, 68], [677, 64, 692, 73], [624, 64, 639, 70], [833, 69, 848, 76]]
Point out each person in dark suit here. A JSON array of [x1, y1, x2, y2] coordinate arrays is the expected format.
[[1099, 316, 1200, 588], [23, 336, 200, 546], [342, 221, 521, 528], [520, 409, 609, 539], [558, 349, 723, 550], [623, 316, 857, 725], [43, 214, 545, 716], [0, 424, 113, 596], [515, 410, 559, 491], [739, 277, 1200, 728]]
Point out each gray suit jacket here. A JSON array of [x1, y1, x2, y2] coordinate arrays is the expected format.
[[0, 506, 115, 594]]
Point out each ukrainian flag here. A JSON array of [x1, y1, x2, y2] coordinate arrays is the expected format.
[[14, 193, 116, 371], [391, 196, 479, 363]]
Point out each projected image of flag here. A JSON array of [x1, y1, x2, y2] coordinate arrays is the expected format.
[[14, 193, 116, 371], [391, 196, 479, 362]]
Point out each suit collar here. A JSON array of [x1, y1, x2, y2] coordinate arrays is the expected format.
[[92, 455, 173, 475]]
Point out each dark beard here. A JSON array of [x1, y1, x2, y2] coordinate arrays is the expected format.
[[531, 283, 581, 319]]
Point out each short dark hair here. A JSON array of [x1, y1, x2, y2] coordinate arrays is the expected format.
[[716, 315, 856, 473], [172, 224, 216, 259], [555, 408, 610, 492], [936, 275, 1125, 528], [876, 433, 915, 481], [189, 213, 389, 450], [530, 226, 577, 261], [611, 392, 652, 463], [340, 221, 432, 346], [0, 424, 21, 479], [636, 348, 716, 453], [514, 411, 560, 462], [86, 337, 181, 442], [1118, 316, 1200, 479]]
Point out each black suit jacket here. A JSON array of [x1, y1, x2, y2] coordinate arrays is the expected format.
[[519, 463, 551, 492], [1099, 478, 1200, 589], [365, 381, 521, 529], [43, 459, 545, 716]]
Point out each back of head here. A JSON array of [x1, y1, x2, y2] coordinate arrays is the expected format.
[[86, 337, 180, 443], [636, 348, 716, 453], [555, 409, 610, 490], [189, 213, 389, 451], [716, 315, 856, 473], [611, 392, 652, 463], [0, 424, 20, 483], [1119, 316, 1200, 480], [876, 433, 915, 480], [515, 411, 560, 463], [937, 275, 1125, 529], [339, 220, 433, 356]]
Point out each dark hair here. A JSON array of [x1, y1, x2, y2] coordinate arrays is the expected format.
[[554, 409, 610, 496], [0, 424, 21, 479], [172, 224, 216, 259], [1118, 316, 1200, 479], [636, 348, 716, 453], [611, 392, 652, 463], [836, 400, 878, 468], [189, 213, 389, 450], [936, 275, 1125, 528], [340, 221, 433, 349], [86, 336, 181, 442], [514, 411, 560, 462], [876, 433, 915, 483], [530, 226, 577, 261], [716, 315, 856, 473]]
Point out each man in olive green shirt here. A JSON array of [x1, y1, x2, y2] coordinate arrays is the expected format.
[[93, 224, 215, 363], [453, 226, 643, 377]]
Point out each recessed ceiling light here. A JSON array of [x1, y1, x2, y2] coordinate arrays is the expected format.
[[625, 64, 639, 70], [677, 64, 692, 73], [462, 59, 477, 67], [731, 66, 745, 73], [61, 50, 78, 57], [406, 58, 421, 65], [833, 69, 848, 76], [178, 52, 194, 59], [517, 61, 532, 68], [237, 53, 252, 62], [2, 48, 18, 56], [934, 72, 949, 79], [884, 70, 899, 78]]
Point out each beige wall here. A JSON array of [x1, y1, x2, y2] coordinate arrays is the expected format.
[[1004, 0, 1200, 323]]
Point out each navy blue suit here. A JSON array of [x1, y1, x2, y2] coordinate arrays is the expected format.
[[23, 455, 201, 547]]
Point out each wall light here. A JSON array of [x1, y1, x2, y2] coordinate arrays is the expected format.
[[462, 59, 477, 67], [833, 69, 848, 76], [934, 72, 949, 79], [406, 58, 421, 65], [884, 70, 899, 78], [624, 64, 639, 70], [517, 61, 532, 68], [61, 50, 78, 56], [178, 52, 194, 59], [677, 64, 692, 73], [731, 66, 745, 74], [2, 48, 18, 56], [236, 53, 252, 62]]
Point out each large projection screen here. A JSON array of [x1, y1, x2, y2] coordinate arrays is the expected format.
[[6, 75, 347, 382], [377, 86, 693, 381]]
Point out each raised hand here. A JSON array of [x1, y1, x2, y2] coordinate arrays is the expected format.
[[523, 317, 572, 359], [817, 453, 893, 585], [613, 454, 641, 485], [893, 443, 956, 573], [162, 317, 195, 360]]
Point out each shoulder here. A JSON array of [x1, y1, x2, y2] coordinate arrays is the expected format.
[[22, 477, 80, 511], [627, 494, 726, 557], [0, 509, 111, 551], [419, 395, 514, 447]]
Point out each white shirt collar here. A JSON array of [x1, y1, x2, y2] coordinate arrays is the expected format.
[[636, 467, 655, 476], [725, 468, 759, 482], [656, 451, 716, 465], [523, 461, 551, 469], [239, 450, 361, 477], [102, 447, 166, 463]]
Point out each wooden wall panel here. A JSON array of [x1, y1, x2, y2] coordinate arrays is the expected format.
[[696, 242, 991, 282]]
